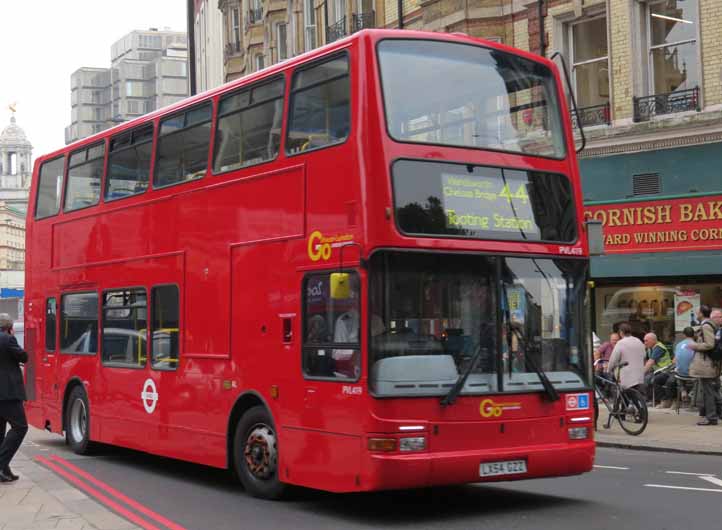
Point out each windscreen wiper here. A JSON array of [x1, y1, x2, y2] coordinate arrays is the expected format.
[[440, 343, 483, 407], [509, 324, 560, 402]]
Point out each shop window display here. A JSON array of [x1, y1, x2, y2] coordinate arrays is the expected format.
[[595, 283, 722, 346]]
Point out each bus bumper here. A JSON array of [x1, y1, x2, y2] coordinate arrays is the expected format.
[[361, 441, 595, 491]]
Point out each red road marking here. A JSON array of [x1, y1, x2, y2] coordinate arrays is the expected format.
[[35, 455, 188, 530], [35, 455, 164, 530]]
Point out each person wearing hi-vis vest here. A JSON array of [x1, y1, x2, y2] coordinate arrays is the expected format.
[[643, 332, 673, 408]]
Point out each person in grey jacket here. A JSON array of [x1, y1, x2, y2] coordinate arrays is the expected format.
[[0, 313, 27, 482], [607, 322, 646, 393], [688, 306, 722, 426]]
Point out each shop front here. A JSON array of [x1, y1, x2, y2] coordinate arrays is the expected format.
[[583, 193, 722, 345]]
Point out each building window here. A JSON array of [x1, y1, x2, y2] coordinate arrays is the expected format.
[[125, 80, 144, 97], [571, 17, 609, 109], [569, 16, 610, 128], [334, 0, 347, 22], [304, 0, 316, 51], [634, 0, 700, 121], [277, 23, 288, 61], [250, 0, 263, 23], [255, 54, 265, 71], [647, 0, 699, 94], [232, 7, 241, 50], [102, 288, 147, 367], [595, 283, 716, 347]]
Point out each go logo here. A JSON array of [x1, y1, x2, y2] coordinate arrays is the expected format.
[[479, 398, 521, 418], [307, 231, 332, 262], [306, 231, 354, 262]]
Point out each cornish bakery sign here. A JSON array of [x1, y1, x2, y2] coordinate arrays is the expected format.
[[583, 195, 722, 254]]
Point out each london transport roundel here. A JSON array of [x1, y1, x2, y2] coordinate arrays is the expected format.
[[566, 395, 578, 409], [141, 379, 159, 414]]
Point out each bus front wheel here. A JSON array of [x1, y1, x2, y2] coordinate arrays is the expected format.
[[65, 386, 94, 455], [233, 406, 286, 499]]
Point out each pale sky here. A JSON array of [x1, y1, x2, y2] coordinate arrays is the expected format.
[[0, 1, 188, 163]]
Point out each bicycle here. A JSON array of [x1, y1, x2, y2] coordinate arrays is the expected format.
[[594, 368, 648, 436]]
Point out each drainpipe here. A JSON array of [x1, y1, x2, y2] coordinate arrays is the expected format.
[[324, 1, 329, 42], [187, 0, 197, 96], [537, 0, 546, 57], [397, 0, 403, 28]]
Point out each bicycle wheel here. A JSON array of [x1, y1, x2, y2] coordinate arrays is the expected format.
[[617, 388, 648, 435]]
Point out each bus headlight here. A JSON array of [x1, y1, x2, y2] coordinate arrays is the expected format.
[[568, 427, 588, 440], [399, 437, 426, 452]]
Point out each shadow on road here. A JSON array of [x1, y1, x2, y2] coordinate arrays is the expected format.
[[286, 484, 586, 526]]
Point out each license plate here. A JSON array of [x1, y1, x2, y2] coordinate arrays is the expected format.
[[479, 459, 527, 477]]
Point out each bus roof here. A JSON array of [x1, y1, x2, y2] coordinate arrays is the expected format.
[[38, 29, 557, 165]]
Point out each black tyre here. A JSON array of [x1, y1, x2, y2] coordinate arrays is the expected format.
[[65, 386, 94, 454], [617, 388, 648, 436], [233, 406, 286, 499]]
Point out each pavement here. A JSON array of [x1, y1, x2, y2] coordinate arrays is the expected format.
[[2, 405, 721, 529], [595, 402, 722, 455], [0, 429, 140, 530]]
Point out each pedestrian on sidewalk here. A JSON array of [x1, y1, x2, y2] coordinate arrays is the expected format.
[[0, 313, 28, 482], [688, 306, 722, 426]]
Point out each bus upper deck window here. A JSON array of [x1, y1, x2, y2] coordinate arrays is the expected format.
[[65, 142, 105, 212], [105, 124, 154, 201], [35, 156, 65, 219], [155, 102, 212, 188], [213, 77, 285, 173], [286, 54, 350, 155]]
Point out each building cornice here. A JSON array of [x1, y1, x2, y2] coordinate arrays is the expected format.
[[578, 111, 722, 158]]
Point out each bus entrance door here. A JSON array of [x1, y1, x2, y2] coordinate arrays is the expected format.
[[38, 340, 59, 427]]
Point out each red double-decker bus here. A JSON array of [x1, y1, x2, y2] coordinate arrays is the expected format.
[[24, 29, 594, 499]]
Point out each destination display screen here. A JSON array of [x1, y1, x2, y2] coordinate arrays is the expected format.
[[441, 172, 538, 236], [393, 160, 576, 243]]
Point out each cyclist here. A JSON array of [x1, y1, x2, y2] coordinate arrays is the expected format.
[[607, 323, 646, 396]]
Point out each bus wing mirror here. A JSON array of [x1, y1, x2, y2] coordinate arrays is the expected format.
[[330, 272, 351, 300], [550, 52, 586, 154], [585, 219, 604, 256]]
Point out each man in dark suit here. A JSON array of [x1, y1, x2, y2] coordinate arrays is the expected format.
[[0, 313, 28, 482]]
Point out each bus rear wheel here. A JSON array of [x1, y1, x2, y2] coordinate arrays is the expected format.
[[233, 406, 286, 499], [65, 386, 94, 454]]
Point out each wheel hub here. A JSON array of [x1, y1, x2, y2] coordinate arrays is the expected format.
[[244, 425, 277, 480]]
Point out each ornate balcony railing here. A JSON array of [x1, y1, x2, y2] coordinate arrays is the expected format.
[[352, 11, 375, 32], [633, 86, 700, 122], [326, 15, 347, 43], [571, 102, 610, 129]]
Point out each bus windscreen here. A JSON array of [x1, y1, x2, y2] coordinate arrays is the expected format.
[[377, 39, 567, 159]]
